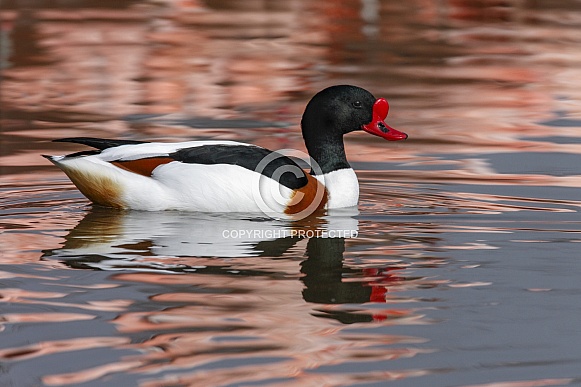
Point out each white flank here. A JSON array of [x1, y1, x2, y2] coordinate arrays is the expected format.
[[146, 162, 293, 212]]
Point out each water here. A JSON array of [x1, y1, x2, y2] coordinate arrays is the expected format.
[[2, 1, 581, 386]]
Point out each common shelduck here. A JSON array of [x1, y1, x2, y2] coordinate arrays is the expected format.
[[44, 85, 408, 216]]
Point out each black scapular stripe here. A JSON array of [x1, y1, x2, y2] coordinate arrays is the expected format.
[[54, 137, 148, 150], [170, 145, 308, 190]]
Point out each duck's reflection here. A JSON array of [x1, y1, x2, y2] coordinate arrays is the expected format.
[[45, 207, 359, 258], [301, 237, 405, 323], [43, 207, 404, 322]]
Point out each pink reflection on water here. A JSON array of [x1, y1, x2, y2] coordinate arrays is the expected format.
[[107, 270, 432, 387], [0, 337, 130, 362]]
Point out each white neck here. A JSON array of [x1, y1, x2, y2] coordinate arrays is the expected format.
[[315, 168, 359, 209]]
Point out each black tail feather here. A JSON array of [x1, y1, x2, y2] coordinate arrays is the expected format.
[[53, 137, 148, 150]]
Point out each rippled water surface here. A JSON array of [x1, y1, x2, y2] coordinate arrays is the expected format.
[[2, 1, 581, 386]]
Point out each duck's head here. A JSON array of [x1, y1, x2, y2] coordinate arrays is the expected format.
[[301, 85, 408, 143], [300, 85, 407, 174]]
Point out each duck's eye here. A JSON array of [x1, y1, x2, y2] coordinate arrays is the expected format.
[[352, 100, 362, 108]]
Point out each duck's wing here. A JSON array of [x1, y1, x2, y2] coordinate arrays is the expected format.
[[50, 138, 309, 190], [167, 144, 309, 189]]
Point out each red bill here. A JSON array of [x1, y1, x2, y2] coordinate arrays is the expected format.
[[362, 98, 408, 141]]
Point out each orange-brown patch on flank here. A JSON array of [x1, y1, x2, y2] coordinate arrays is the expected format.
[[111, 157, 173, 177], [285, 173, 328, 215], [63, 168, 125, 209]]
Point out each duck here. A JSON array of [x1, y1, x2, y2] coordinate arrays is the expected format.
[[44, 85, 408, 216]]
